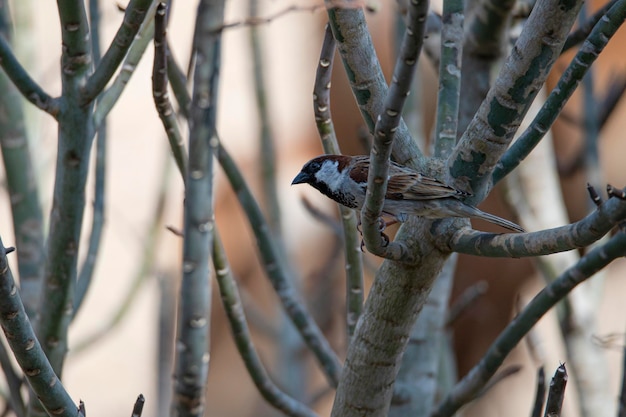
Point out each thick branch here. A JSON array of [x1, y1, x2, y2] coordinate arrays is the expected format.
[[0, 239, 83, 417], [433, 231, 626, 417], [325, 2, 425, 170], [172, 1, 223, 416], [436, 190, 626, 257], [330, 219, 449, 417], [447, 0, 583, 201], [492, 0, 626, 184], [36, 2, 93, 393], [361, 0, 429, 259]]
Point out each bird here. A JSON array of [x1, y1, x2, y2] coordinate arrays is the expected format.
[[292, 154, 524, 233]]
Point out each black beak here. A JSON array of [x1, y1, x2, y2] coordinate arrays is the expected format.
[[291, 171, 310, 185]]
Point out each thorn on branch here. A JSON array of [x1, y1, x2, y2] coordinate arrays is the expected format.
[[78, 400, 86, 417], [165, 225, 184, 237], [608, 184, 626, 200], [587, 183, 602, 206]]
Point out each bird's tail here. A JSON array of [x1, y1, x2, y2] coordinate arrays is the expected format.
[[459, 204, 525, 233]]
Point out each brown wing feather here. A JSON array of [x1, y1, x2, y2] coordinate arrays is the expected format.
[[347, 156, 466, 200], [386, 162, 464, 200]]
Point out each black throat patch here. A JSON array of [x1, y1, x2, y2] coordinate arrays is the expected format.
[[309, 179, 358, 209]]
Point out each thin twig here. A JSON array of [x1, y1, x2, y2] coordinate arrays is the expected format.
[[562, 0, 619, 52], [0, 36, 58, 116], [74, 0, 109, 318], [250, 0, 282, 239], [217, 142, 342, 387], [312, 23, 364, 339], [219, 4, 325, 31], [360, 0, 429, 260], [531, 367, 546, 417], [213, 230, 320, 417], [72, 157, 171, 354], [82, 0, 154, 103], [446, 281, 488, 326], [152, 1, 189, 181], [93, 1, 159, 128], [618, 346, 626, 417]]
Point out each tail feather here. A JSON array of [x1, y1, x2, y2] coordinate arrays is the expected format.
[[468, 207, 525, 233]]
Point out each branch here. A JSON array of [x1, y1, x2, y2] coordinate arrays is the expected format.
[[492, 0, 626, 185], [433, 0, 463, 157], [447, 0, 583, 201], [432, 232, 626, 417], [312, 23, 364, 339], [250, 0, 282, 239], [172, 1, 224, 416], [544, 363, 567, 417], [220, 4, 325, 31], [36, 3, 93, 398], [389, 255, 456, 417], [531, 367, 546, 417], [0, 3, 45, 319], [360, 0, 429, 260], [81, 0, 154, 104], [457, 0, 516, 136], [213, 230, 320, 417], [130, 394, 145, 417], [217, 142, 342, 387], [72, 161, 168, 353], [438, 188, 626, 257], [330, 219, 450, 417], [0, 35, 58, 116], [326, 1, 425, 170], [562, 0, 619, 52], [0, 337, 25, 417], [93, 1, 158, 128], [152, 1, 188, 181], [432, 231, 626, 417], [74, 0, 109, 318], [0, 238, 83, 417]]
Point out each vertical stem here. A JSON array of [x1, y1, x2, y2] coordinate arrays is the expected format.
[[434, 0, 463, 158], [172, 1, 224, 416], [74, 0, 108, 317], [36, 0, 93, 382]]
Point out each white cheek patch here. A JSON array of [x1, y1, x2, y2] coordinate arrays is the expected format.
[[314, 160, 344, 192]]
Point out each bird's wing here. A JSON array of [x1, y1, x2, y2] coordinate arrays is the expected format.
[[386, 166, 463, 200]]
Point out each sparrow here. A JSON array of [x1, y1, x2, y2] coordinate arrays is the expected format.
[[292, 155, 524, 233]]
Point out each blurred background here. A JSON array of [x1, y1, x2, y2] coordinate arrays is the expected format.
[[0, 1, 626, 417]]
